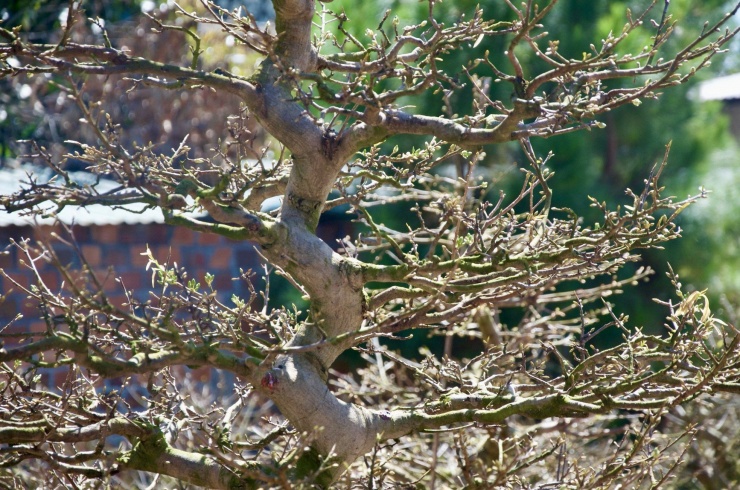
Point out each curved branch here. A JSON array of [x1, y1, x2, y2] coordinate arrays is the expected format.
[[0, 334, 258, 379], [1, 41, 259, 102], [0, 417, 149, 444], [380, 393, 603, 440], [120, 431, 260, 490], [343, 104, 538, 152]]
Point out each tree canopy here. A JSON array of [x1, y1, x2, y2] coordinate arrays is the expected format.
[[1, 0, 740, 488]]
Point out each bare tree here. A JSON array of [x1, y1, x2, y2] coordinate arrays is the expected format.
[[1, 1, 739, 488]]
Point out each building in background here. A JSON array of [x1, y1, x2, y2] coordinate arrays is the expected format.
[[698, 72, 740, 140]]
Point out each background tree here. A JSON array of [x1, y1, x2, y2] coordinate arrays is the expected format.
[[329, 0, 740, 331], [1, 1, 739, 488]]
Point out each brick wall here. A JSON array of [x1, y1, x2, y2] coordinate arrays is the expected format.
[[0, 223, 263, 333], [0, 217, 352, 334]]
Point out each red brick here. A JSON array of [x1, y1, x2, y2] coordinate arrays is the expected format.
[[38, 271, 60, 291], [9, 272, 33, 290], [198, 232, 221, 245], [208, 246, 232, 269], [190, 251, 207, 268], [32, 225, 55, 242], [172, 226, 195, 245], [131, 249, 150, 268], [81, 245, 102, 267], [189, 267, 203, 282], [90, 267, 117, 288], [117, 271, 145, 290], [2, 321, 35, 340], [0, 297, 18, 319], [27, 320, 46, 333], [49, 368, 72, 390], [21, 298, 41, 318], [0, 248, 14, 268], [106, 294, 129, 310], [154, 246, 182, 266], [213, 273, 232, 291], [92, 225, 119, 244]]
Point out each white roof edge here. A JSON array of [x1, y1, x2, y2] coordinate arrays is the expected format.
[[697, 73, 740, 101], [0, 164, 202, 227]]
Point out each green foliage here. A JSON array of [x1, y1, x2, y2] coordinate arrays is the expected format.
[[333, 0, 739, 330]]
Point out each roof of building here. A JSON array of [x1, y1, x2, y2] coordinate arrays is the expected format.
[[0, 164, 189, 227], [697, 73, 740, 101]]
